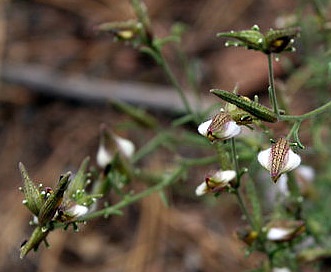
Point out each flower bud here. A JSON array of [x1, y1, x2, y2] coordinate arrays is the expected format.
[[18, 163, 43, 216], [38, 172, 71, 226], [96, 125, 135, 168], [20, 226, 49, 259]]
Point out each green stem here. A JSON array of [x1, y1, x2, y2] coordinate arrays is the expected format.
[[234, 189, 255, 229], [158, 51, 194, 117], [267, 54, 280, 117], [131, 0, 194, 118], [54, 165, 186, 228], [230, 138, 240, 187], [280, 100, 331, 121]]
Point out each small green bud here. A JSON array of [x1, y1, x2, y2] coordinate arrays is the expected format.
[[38, 172, 71, 226], [19, 163, 44, 216], [20, 226, 49, 259]]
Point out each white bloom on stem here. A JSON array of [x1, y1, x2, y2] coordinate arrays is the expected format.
[[96, 124, 135, 168], [258, 138, 301, 183], [198, 112, 241, 142], [65, 204, 89, 218], [266, 220, 305, 242], [267, 227, 293, 241], [115, 136, 135, 158], [195, 170, 236, 196], [96, 144, 112, 169], [272, 268, 291, 272]]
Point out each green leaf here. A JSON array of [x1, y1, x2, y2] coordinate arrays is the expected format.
[[210, 89, 278, 123]]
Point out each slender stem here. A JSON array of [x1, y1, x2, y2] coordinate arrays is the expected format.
[[230, 138, 240, 187], [267, 54, 280, 117], [158, 51, 194, 117], [280, 100, 331, 121], [234, 189, 255, 229], [131, 0, 194, 118]]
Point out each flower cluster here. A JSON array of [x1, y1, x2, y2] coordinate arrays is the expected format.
[[19, 158, 100, 258]]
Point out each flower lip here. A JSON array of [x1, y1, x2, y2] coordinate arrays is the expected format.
[[195, 170, 236, 196], [198, 113, 241, 142], [266, 220, 305, 242], [258, 138, 301, 183], [66, 204, 89, 218]]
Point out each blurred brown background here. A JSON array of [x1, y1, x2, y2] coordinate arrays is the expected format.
[[0, 0, 302, 271]]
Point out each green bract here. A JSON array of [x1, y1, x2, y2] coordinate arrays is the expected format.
[[217, 25, 300, 54], [19, 163, 44, 216]]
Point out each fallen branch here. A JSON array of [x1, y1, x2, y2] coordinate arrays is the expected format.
[[1, 63, 212, 113]]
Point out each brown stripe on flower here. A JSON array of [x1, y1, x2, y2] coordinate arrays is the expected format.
[[207, 113, 231, 141], [270, 138, 290, 183]]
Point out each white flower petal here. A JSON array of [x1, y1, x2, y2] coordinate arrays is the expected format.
[[115, 136, 135, 158], [96, 145, 112, 168], [272, 268, 291, 272], [213, 170, 236, 183], [66, 205, 89, 217], [195, 182, 208, 196], [282, 149, 301, 173], [257, 148, 271, 171], [219, 121, 241, 140], [267, 227, 291, 241], [198, 119, 212, 137]]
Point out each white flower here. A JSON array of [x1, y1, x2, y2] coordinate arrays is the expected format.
[[272, 268, 291, 272], [65, 204, 89, 218], [266, 220, 305, 242], [267, 227, 293, 241], [258, 138, 301, 183], [195, 170, 236, 196], [115, 135, 135, 158], [96, 144, 112, 168], [96, 125, 135, 168], [198, 113, 241, 142]]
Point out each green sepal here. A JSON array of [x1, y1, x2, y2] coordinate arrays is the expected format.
[[265, 27, 300, 53], [65, 157, 90, 202], [20, 226, 49, 259], [218, 26, 300, 54], [38, 172, 71, 226], [217, 29, 265, 51], [19, 163, 43, 216]]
